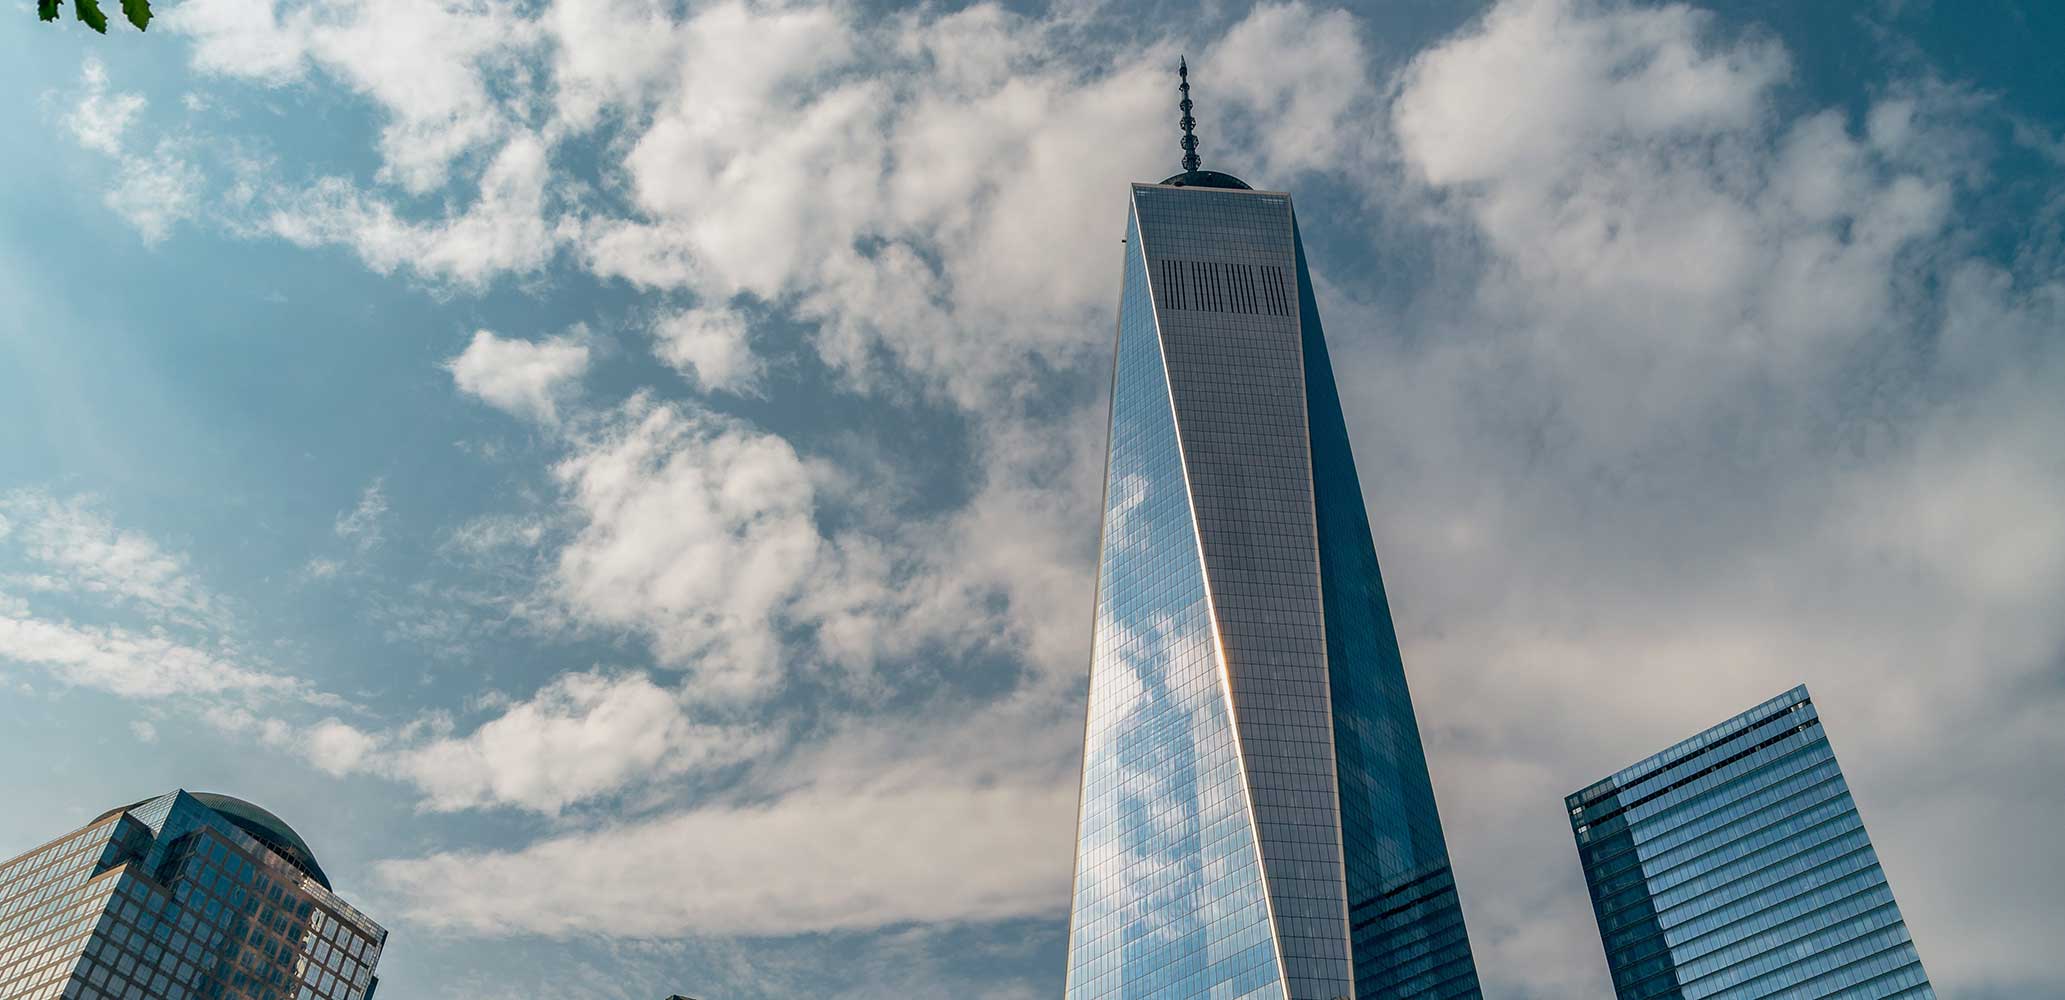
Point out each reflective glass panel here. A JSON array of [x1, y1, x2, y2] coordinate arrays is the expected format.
[[1568, 687, 1936, 1000], [1296, 218, 1483, 1000]]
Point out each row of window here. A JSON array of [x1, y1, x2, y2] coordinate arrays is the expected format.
[[0, 870, 116, 988], [1580, 689, 1812, 806], [0, 819, 123, 888]]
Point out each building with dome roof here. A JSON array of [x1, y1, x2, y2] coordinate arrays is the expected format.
[[0, 789, 386, 1000]]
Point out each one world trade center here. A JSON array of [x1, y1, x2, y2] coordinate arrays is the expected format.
[[1063, 61, 1484, 1000]]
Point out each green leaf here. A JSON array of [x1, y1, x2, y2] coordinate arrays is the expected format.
[[38, 0, 60, 22], [74, 0, 108, 32], [121, 0, 149, 30]]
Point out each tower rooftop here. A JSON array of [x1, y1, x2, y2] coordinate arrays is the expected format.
[[1156, 169, 1251, 190]]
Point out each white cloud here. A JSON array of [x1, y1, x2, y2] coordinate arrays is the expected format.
[[0, 491, 222, 626], [62, 59, 202, 245], [1382, 0, 1967, 465], [539, 0, 680, 136], [0, 612, 300, 700], [161, 0, 1377, 402], [305, 717, 379, 777], [608, 1, 869, 299], [881, 409, 1105, 688], [650, 306, 760, 395], [169, 0, 536, 192], [375, 770, 1074, 937], [465, 379, 1091, 711], [1395, 0, 1787, 190], [129, 720, 159, 743], [67, 57, 147, 156], [371, 642, 1088, 933], [581, 2, 1372, 405], [0, 493, 324, 729], [547, 398, 847, 698], [446, 513, 547, 554], [521, 392, 1070, 705], [292, 670, 771, 813], [368, 653, 1090, 935], [166, 0, 311, 83], [1202, 4, 1379, 178], [267, 132, 558, 289], [334, 478, 390, 550], [106, 143, 205, 245], [200, 703, 299, 751], [392, 670, 768, 813], [446, 328, 592, 424], [312, 0, 532, 194]]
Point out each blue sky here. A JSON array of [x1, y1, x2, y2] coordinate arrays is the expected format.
[[3, 0, 2062, 997]]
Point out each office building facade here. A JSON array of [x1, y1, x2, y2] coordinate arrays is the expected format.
[[1567, 685, 1934, 1000], [1062, 62, 1483, 1000], [0, 789, 386, 1000]]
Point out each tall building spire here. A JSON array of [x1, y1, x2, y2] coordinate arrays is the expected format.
[[1179, 56, 1200, 173]]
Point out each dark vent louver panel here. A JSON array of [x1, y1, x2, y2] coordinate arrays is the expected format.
[[1152, 259, 1293, 317]]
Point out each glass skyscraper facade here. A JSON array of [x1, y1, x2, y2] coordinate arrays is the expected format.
[[0, 789, 386, 1000], [1062, 162, 1482, 1000], [1567, 685, 1935, 1000]]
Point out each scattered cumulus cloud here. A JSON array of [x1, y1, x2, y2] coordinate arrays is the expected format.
[[166, 0, 536, 191], [446, 327, 592, 424], [266, 133, 559, 289], [397, 670, 766, 813], [546, 397, 850, 698], [0, 491, 223, 627], [532, 389, 1084, 704], [377, 777, 1075, 937], [106, 142, 205, 245], [159, 0, 1379, 407], [446, 513, 547, 555], [66, 58, 146, 155], [373, 690, 1084, 937], [650, 306, 761, 395], [304, 717, 380, 777], [0, 494, 327, 742], [286, 670, 771, 814], [0, 613, 301, 700], [62, 59, 203, 245]]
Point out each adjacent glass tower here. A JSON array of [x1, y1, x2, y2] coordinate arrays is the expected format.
[[1566, 686, 1935, 1000], [1062, 62, 1482, 1000], [0, 789, 386, 1000]]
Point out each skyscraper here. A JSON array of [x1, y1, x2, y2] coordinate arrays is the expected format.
[[1566, 685, 1935, 1000], [0, 789, 386, 1000], [1063, 61, 1483, 1000]]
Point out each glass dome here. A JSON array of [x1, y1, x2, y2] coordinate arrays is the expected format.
[[191, 792, 331, 890]]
